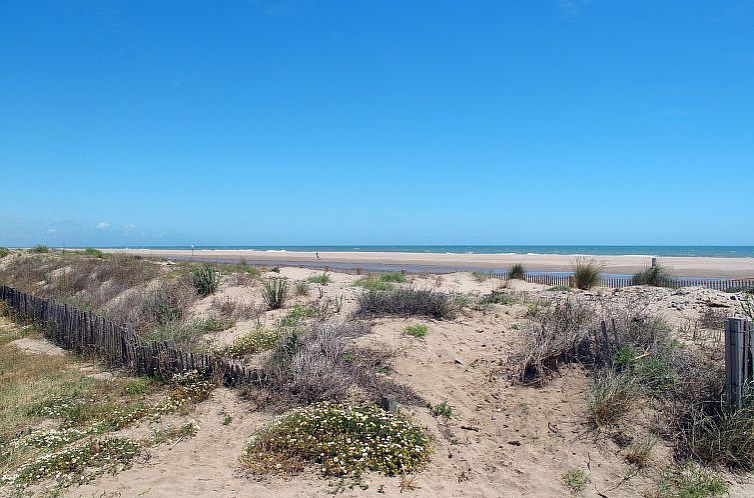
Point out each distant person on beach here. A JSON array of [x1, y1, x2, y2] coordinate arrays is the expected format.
[[316, 252, 320, 259]]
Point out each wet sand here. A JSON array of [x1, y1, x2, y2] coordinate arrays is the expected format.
[[102, 249, 754, 278]]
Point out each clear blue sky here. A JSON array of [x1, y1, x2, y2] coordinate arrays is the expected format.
[[1, 1, 753, 247]]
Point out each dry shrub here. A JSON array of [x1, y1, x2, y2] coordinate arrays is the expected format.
[[515, 298, 671, 383], [587, 369, 640, 427], [357, 288, 458, 320], [698, 306, 728, 331], [255, 322, 422, 406], [210, 296, 261, 320], [104, 276, 196, 331]]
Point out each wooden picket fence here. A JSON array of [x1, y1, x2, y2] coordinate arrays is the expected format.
[[0, 285, 261, 386]]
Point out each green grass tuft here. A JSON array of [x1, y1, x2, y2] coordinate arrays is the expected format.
[[632, 263, 674, 287], [572, 257, 603, 290], [262, 278, 289, 310], [307, 273, 332, 285], [191, 265, 219, 296], [404, 324, 428, 338], [507, 264, 526, 280]]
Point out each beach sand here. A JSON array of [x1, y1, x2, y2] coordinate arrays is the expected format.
[[104, 248, 754, 278]]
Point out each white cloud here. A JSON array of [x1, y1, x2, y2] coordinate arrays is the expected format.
[[46, 228, 58, 234], [96, 222, 110, 230]]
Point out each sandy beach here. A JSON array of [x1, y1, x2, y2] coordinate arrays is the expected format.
[[104, 248, 754, 278]]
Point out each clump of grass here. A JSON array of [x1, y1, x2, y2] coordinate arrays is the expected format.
[[472, 271, 491, 282], [431, 402, 453, 418], [307, 273, 332, 285], [572, 257, 603, 290], [507, 264, 526, 280], [353, 276, 393, 291], [191, 265, 219, 296], [0, 247, 10, 258], [562, 468, 589, 493], [357, 289, 458, 320], [223, 327, 281, 358], [242, 401, 430, 477], [294, 282, 309, 296], [625, 435, 655, 468], [479, 290, 516, 305], [210, 296, 260, 320], [82, 247, 104, 258], [153, 422, 198, 444], [380, 272, 407, 283], [587, 370, 640, 427], [655, 464, 727, 498], [29, 244, 49, 253], [404, 324, 428, 338], [279, 304, 318, 327], [262, 278, 289, 310], [687, 394, 754, 470], [632, 263, 674, 287]]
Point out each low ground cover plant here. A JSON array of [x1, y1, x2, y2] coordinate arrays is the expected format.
[[479, 290, 516, 305], [222, 327, 280, 358], [404, 324, 428, 338], [242, 401, 430, 477], [307, 273, 331, 285]]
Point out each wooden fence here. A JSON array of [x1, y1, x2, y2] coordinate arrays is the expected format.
[[510, 273, 754, 291], [0, 285, 261, 386]]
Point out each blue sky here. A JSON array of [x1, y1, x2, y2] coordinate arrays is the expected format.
[[1, 1, 753, 247]]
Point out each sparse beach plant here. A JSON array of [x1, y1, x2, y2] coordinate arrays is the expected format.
[[562, 468, 588, 494], [572, 257, 603, 290], [354, 276, 393, 291], [241, 401, 430, 477], [431, 402, 453, 418], [222, 327, 280, 358], [404, 324, 428, 338], [507, 264, 526, 280], [82, 247, 104, 258], [0, 247, 10, 259], [192, 265, 219, 296], [29, 244, 49, 253], [625, 435, 655, 468], [380, 272, 407, 283], [279, 304, 318, 327], [587, 369, 640, 427], [472, 271, 491, 282], [308, 273, 332, 285], [479, 290, 516, 305], [262, 278, 289, 310], [632, 263, 674, 287], [294, 281, 309, 296], [655, 464, 727, 498], [357, 288, 458, 320]]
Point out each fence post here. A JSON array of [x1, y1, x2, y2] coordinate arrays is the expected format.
[[651, 257, 658, 268], [725, 317, 751, 407]]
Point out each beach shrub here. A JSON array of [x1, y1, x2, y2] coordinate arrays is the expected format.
[[479, 290, 516, 305], [507, 264, 526, 280], [0, 247, 9, 259], [632, 263, 674, 287], [380, 272, 407, 283], [29, 244, 49, 253], [353, 276, 393, 291], [191, 265, 219, 296], [404, 324, 428, 338], [357, 288, 458, 320], [242, 401, 430, 477], [307, 273, 331, 285], [262, 278, 288, 310], [572, 257, 602, 290], [82, 247, 104, 258]]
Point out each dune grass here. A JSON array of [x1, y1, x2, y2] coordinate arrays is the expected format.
[[507, 264, 526, 280], [632, 263, 674, 287], [191, 265, 219, 296], [307, 273, 332, 285], [572, 257, 603, 290], [262, 278, 289, 310], [357, 288, 458, 320]]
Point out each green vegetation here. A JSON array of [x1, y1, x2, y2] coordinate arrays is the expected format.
[[279, 304, 318, 327], [307, 273, 332, 285], [472, 271, 491, 282], [242, 402, 430, 477], [572, 257, 602, 290], [222, 327, 280, 358], [82, 247, 104, 258], [353, 276, 393, 291], [404, 324, 428, 338], [0, 247, 9, 259], [262, 278, 289, 310], [587, 370, 639, 427], [562, 468, 589, 493], [479, 290, 516, 305], [431, 401, 453, 418], [632, 263, 674, 287], [294, 281, 309, 296], [625, 435, 655, 468], [191, 265, 219, 296], [29, 244, 49, 253], [655, 465, 727, 498], [507, 263, 526, 280], [380, 272, 407, 283], [143, 316, 234, 350], [152, 422, 198, 444], [358, 288, 458, 320]]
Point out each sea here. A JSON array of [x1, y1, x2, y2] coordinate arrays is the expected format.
[[117, 245, 754, 258]]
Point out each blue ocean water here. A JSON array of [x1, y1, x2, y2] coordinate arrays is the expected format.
[[115, 245, 754, 258]]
